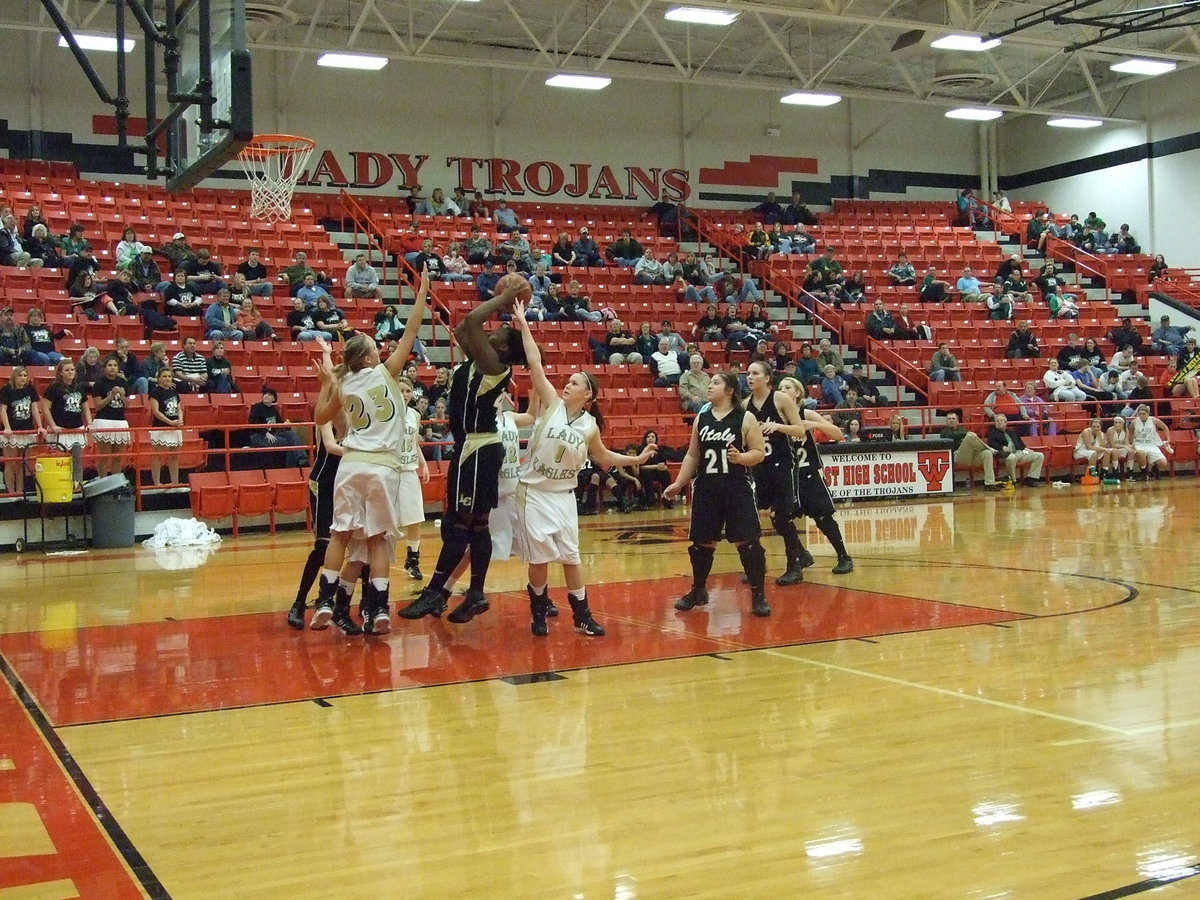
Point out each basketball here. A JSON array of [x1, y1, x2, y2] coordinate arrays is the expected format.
[[496, 272, 533, 304]]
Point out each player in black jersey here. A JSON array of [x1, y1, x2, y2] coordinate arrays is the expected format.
[[745, 360, 806, 585], [400, 282, 529, 623], [664, 372, 771, 616], [775, 377, 854, 574]]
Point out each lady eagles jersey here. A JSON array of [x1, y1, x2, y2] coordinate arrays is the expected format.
[[497, 410, 521, 496], [694, 404, 752, 488], [397, 406, 421, 471], [520, 400, 597, 493], [340, 365, 406, 454]]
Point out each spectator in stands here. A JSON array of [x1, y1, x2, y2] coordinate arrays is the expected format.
[[112, 337, 147, 396], [649, 337, 684, 387], [1045, 283, 1080, 320], [115, 226, 142, 271], [129, 245, 163, 293], [662, 251, 685, 284], [77, 347, 104, 392], [412, 238, 446, 282], [1043, 357, 1087, 401], [745, 302, 776, 339], [1027, 211, 1070, 253], [27, 224, 61, 268], [1098, 369, 1127, 401], [551, 230, 577, 267], [204, 288, 245, 342], [65, 244, 101, 290], [69, 271, 124, 318], [956, 188, 981, 227], [781, 191, 817, 227], [0, 214, 39, 268], [0, 307, 33, 366], [183, 248, 226, 296], [986, 289, 1013, 321], [659, 321, 688, 354], [498, 229, 536, 272], [1150, 315, 1193, 356], [372, 305, 400, 346], [1078, 224, 1103, 254], [1035, 260, 1064, 296], [777, 220, 816, 255], [21, 204, 49, 243], [895, 303, 930, 340], [1056, 333, 1085, 370], [1117, 360, 1142, 397], [236, 297, 280, 343], [694, 302, 724, 342], [314, 295, 354, 341], [992, 252, 1021, 286], [402, 185, 424, 216], [562, 280, 604, 322], [1108, 317, 1144, 353], [1108, 224, 1140, 254], [172, 336, 209, 392], [633, 322, 659, 359], [1161, 352, 1200, 403], [1150, 254, 1169, 282], [462, 225, 493, 266], [751, 191, 784, 225], [144, 342, 174, 387], [1079, 337, 1107, 379], [605, 229, 643, 267], [806, 246, 845, 302], [928, 341, 961, 382], [466, 191, 488, 219], [887, 413, 910, 441], [984, 380, 1031, 431], [679, 353, 710, 413], [1000, 266, 1032, 306], [844, 418, 862, 441], [888, 252, 916, 285], [634, 248, 667, 285], [163, 268, 204, 317], [816, 338, 844, 374], [919, 266, 951, 303], [820, 364, 847, 406], [104, 269, 139, 316], [771, 340, 793, 372], [722, 301, 759, 352], [842, 270, 869, 305], [992, 190, 1012, 214], [437, 242, 472, 284], [832, 388, 867, 429], [956, 265, 993, 303], [59, 223, 87, 265], [746, 222, 772, 261], [297, 272, 333, 309], [205, 341, 237, 393], [475, 259, 501, 304], [604, 319, 642, 365], [718, 268, 762, 304], [415, 187, 459, 217], [248, 387, 309, 467], [234, 248, 273, 298], [1072, 359, 1116, 410], [866, 299, 901, 340], [493, 197, 522, 233], [345, 252, 383, 299], [939, 411, 1000, 490], [157, 232, 196, 273], [21, 308, 68, 367], [573, 228, 604, 267], [986, 413, 1045, 486], [526, 263, 552, 300], [280, 250, 328, 297], [1002, 319, 1040, 360], [397, 221, 425, 270], [527, 282, 564, 322], [845, 363, 882, 406], [795, 343, 821, 384]]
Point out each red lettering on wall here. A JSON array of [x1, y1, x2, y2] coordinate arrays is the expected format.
[[662, 168, 691, 201], [303, 150, 350, 188], [489, 158, 524, 194], [588, 165, 623, 199], [524, 161, 565, 196], [563, 164, 591, 198], [447, 156, 486, 191], [387, 154, 429, 189], [625, 167, 661, 200], [350, 151, 393, 189]]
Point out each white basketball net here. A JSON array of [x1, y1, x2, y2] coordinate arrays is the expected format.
[[237, 135, 315, 222]]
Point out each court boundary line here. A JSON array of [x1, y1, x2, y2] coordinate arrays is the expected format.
[[0, 652, 171, 900]]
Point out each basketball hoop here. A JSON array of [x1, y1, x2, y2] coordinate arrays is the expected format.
[[236, 134, 316, 222]]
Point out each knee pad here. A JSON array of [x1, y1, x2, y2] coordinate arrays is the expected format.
[[688, 543, 715, 565], [771, 510, 799, 539], [468, 514, 491, 536], [441, 513, 471, 541]]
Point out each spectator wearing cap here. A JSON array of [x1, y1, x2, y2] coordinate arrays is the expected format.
[[1150, 315, 1193, 357], [573, 227, 604, 267], [845, 363, 883, 405], [493, 198, 522, 233], [157, 232, 196, 273], [128, 245, 165, 293], [183, 248, 226, 295], [475, 260, 501, 304]]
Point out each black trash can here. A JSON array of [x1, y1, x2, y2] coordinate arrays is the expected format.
[[85, 475, 136, 549]]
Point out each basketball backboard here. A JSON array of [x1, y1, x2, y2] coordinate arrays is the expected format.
[[164, 0, 254, 192]]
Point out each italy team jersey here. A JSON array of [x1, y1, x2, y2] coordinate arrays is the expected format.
[[397, 406, 421, 471], [520, 400, 597, 493], [497, 410, 521, 496], [340, 365, 407, 454]]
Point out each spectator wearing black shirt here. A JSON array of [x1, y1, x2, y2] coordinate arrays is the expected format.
[[162, 269, 204, 317], [750, 191, 785, 225], [248, 387, 308, 467], [781, 191, 818, 227], [1005, 320, 1041, 359], [183, 248, 226, 295], [236, 248, 274, 297], [22, 308, 69, 366]]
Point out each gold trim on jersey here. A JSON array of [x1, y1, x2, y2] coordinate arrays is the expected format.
[[343, 449, 403, 470]]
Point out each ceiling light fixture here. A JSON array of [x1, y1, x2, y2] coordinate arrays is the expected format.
[[930, 34, 1001, 52], [945, 107, 1003, 121], [59, 34, 136, 52], [317, 52, 388, 70], [1110, 59, 1177, 76], [664, 7, 739, 26], [780, 91, 842, 107], [546, 73, 612, 90], [1047, 117, 1102, 129]]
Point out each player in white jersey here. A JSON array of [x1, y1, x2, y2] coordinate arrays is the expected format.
[[1129, 404, 1172, 480], [512, 300, 656, 637], [395, 376, 431, 581], [1073, 417, 1112, 477], [310, 270, 428, 633]]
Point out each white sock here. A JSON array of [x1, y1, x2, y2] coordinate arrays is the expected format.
[[320, 568, 339, 585], [370, 577, 389, 592], [568, 588, 586, 603], [408, 541, 420, 553], [338, 579, 356, 598], [529, 582, 547, 596]]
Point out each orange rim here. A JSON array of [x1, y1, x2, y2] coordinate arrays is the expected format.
[[239, 134, 316, 156]]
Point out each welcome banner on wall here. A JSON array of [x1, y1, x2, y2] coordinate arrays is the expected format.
[[821, 446, 954, 501]]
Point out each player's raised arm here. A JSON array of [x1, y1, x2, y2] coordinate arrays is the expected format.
[[512, 300, 558, 411], [387, 267, 429, 377]]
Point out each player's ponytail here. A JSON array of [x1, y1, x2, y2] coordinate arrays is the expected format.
[[341, 334, 374, 373], [582, 371, 604, 431]]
